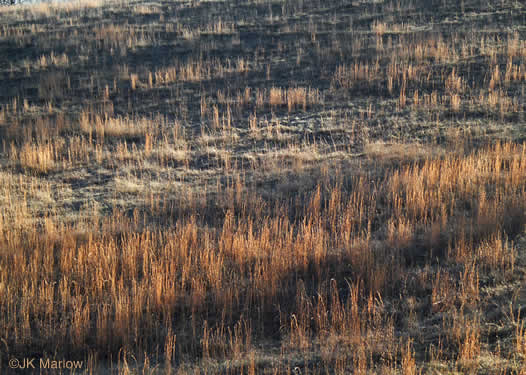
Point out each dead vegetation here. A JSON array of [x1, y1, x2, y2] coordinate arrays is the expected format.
[[0, 0, 525, 373]]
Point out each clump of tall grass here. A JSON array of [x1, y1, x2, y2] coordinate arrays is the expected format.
[[1, 142, 524, 372]]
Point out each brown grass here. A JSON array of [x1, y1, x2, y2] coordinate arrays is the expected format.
[[0, 0, 525, 373], [1, 141, 525, 372]]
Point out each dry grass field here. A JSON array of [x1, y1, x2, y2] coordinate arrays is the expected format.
[[0, 0, 525, 373]]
